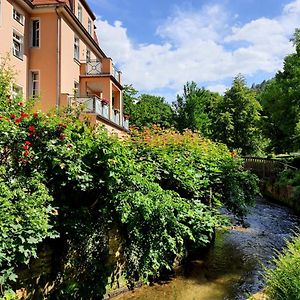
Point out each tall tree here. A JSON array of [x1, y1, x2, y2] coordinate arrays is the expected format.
[[173, 81, 221, 136], [212, 75, 262, 155], [259, 29, 300, 153], [123, 84, 139, 116], [124, 88, 173, 128]]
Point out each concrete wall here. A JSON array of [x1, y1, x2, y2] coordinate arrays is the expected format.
[[261, 181, 300, 213]]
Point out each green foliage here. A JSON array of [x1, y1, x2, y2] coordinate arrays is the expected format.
[[212, 75, 262, 155], [259, 29, 300, 153], [0, 61, 59, 297], [131, 128, 259, 216], [0, 63, 259, 298], [0, 170, 57, 292], [173, 81, 221, 136], [123, 85, 173, 128], [264, 234, 300, 300]]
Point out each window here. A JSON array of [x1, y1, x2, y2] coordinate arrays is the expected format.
[[31, 19, 40, 47], [86, 49, 91, 62], [74, 81, 80, 96], [13, 8, 24, 25], [12, 84, 23, 99], [74, 36, 80, 61], [13, 31, 23, 59], [88, 19, 92, 35], [78, 4, 82, 22], [30, 71, 39, 97]]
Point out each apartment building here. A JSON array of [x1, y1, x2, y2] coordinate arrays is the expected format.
[[0, 0, 129, 136]]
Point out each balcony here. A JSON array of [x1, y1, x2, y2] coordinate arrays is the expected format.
[[81, 59, 122, 84], [69, 95, 129, 131]]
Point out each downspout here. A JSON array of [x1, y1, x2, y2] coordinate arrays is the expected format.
[[55, 7, 62, 111]]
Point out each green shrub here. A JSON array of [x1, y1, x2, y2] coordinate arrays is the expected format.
[[265, 234, 300, 300], [0, 61, 259, 298]]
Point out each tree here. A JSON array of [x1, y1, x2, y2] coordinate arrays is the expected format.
[[259, 29, 300, 153], [212, 74, 262, 155], [123, 84, 138, 116], [173, 81, 221, 136], [123, 86, 174, 128]]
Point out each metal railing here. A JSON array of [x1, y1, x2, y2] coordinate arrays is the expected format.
[[112, 64, 120, 82], [243, 157, 297, 179], [83, 60, 121, 83], [69, 95, 129, 130], [86, 60, 102, 75]]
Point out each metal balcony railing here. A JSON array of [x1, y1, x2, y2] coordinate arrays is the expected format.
[[86, 60, 102, 75], [69, 95, 129, 130], [112, 64, 120, 82], [83, 60, 121, 83]]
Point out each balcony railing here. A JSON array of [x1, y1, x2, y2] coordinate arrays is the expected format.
[[69, 95, 129, 130], [83, 60, 121, 83], [86, 60, 102, 75]]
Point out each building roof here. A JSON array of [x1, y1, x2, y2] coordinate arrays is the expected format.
[[30, 0, 96, 20]]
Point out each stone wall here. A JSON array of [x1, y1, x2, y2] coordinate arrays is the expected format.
[[261, 181, 300, 213]]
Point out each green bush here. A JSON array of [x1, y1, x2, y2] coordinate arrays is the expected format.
[[0, 60, 259, 298], [265, 234, 300, 300]]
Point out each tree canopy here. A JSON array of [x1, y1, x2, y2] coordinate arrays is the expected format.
[[123, 85, 173, 128]]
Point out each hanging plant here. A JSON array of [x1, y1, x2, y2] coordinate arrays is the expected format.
[[101, 98, 109, 105]]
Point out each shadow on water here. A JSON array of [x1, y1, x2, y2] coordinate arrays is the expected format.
[[113, 198, 300, 300]]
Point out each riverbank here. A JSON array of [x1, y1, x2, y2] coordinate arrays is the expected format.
[[111, 198, 300, 300]]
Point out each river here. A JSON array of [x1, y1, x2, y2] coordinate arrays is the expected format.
[[113, 197, 300, 300]]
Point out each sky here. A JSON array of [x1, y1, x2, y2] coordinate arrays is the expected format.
[[88, 0, 300, 102]]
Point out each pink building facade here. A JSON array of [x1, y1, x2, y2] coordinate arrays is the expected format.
[[0, 0, 129, 136]]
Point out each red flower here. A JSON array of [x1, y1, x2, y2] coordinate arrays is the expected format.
[[33, 112, 38, 118], [28, 125, 36, 133], [101, 98, 110, 105], [24, 151, 29, 157], [21, 112, 28, 118], [10, 114, 16, 119], [23, 145, 29, 150], [18, 102, 24, 107], [15, 118, 22, 123], [25, 140, 32, 146]]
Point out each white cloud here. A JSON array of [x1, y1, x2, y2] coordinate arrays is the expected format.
[[95, 0, 299, 101], [206, 84, 228, 95]]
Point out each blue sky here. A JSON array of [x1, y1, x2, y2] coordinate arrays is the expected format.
[[88, 0, 299, 101]]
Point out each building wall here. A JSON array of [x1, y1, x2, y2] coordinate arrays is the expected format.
[[29, 12, 57, 111], [74, 0, 94, 37], [60, 17, 81, 96], [0, 0, 30, 97]]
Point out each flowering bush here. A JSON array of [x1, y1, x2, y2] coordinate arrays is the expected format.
[[0, 60, 259, 298]]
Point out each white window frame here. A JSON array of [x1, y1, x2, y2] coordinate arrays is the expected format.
[[12, 30, 23, 60], [74, 36, 80, 61], [88, 19, 92, 35], [11, 84, 23, 99], [78, 4, 82, 22], [86, 48, 91, 62], [30, 71, 40, 98], [13, 8, 24, 25], [74, 81, 80, 96], [31, 19, 40, 48]]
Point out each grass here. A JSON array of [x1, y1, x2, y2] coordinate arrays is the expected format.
[[264, 234, 300, 300]]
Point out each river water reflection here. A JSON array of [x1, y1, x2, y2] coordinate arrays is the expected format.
[[113, 198, 300, 300]]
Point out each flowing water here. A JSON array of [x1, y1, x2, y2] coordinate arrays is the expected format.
[[113, 198, 300, 300]]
